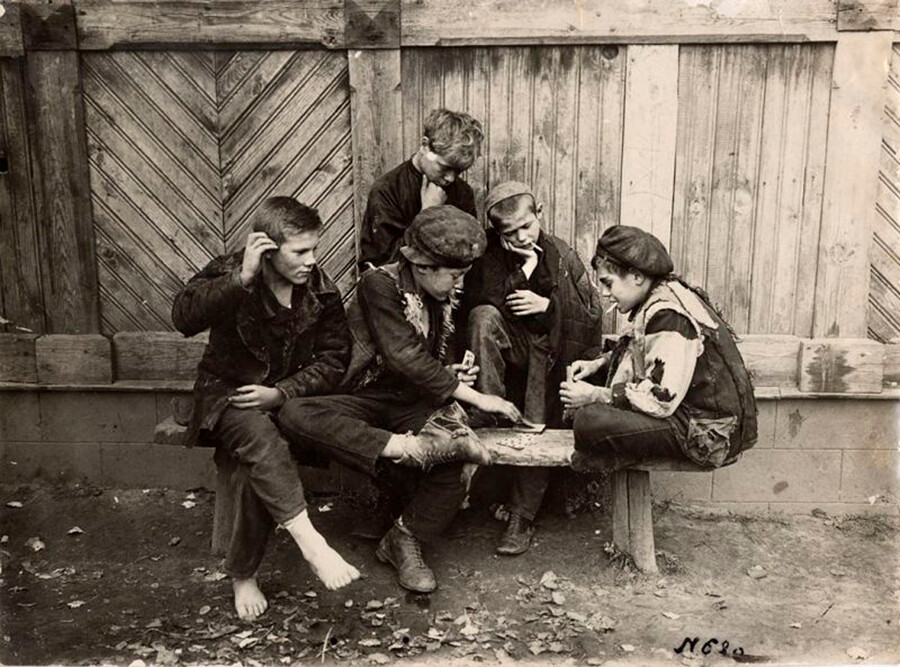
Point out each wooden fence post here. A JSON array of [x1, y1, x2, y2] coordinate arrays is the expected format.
[[813, 32, 894, 338], [23, 0, 99, 333]]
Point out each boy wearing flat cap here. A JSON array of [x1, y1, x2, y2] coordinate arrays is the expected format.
[[280, 206, 521, 594], [461, 181, 603, 555], [358, 108, 483, 271], [560, 226, 757, 469]]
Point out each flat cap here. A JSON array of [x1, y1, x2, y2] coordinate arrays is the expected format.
[[399, 205, 486, 268], [483, 181, 534, 218], [594, 225, 674, 277]]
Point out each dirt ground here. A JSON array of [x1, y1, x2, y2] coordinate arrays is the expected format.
[[0, 480, 897, 666]]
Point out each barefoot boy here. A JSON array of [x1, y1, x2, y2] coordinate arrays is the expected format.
[[358, 108, 483, 270], [561, 225, 757, 467], [281, 206, 521, 594], [462, 181, 603, 555], [173, 197, 360, 621]]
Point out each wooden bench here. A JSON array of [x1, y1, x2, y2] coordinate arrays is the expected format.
[[155, 418, 721, 573]]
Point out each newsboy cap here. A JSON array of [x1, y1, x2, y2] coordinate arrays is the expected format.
[[483, 181, 535, 218], [594, 225, 674, 277], [399, 205, 487, 268]]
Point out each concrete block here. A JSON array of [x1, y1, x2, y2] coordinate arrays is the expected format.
[[840, 449, 900, 503], [0, 441, 102, 483], [712, 449, 842, 502], [755, 400, 776, 448], [40, 392, 157, 443], [767, 501, 898, 516], [774, 399, 899, 450], [682, 501, 772, 515], [100, 442, 216, 489], [0, 392, 41, 441], [650, 471, 712, 502]]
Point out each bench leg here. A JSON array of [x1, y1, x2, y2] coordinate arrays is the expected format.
[[611, 469, 658, 574]]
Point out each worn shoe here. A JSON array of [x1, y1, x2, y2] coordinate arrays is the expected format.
[[375, 521, 437, 593], [496, 513, 535, 556], [396, 403, 492, 470]]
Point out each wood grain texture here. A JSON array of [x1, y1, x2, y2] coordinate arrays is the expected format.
[[113, 331, 207, 381], [75, 0, 344, 50], [799, 338, 885, 393], [0, 59, 44, 334], [0, 3, 24, 57], [626, 470, 657, 573], [348, 49, 402, 252], [0, 333, 38, 382], [814, 33, 894, 337], [344, 0, 400, 48], [736, 334, 802, 388], [837, 0, 899, 31], [619, 45, 678, 248], [868, 43, 900, 343], [35, 333, 112, 384], [21, 0, 78, 50], [401, 0, 840, 46], [26, 50, 100, 334], [883, 343, 900, 388]]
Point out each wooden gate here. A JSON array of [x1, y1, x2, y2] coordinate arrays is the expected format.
[[82, 49, 353, 334]]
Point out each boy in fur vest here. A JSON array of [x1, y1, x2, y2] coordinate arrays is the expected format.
[[561, 226, 757, 468]]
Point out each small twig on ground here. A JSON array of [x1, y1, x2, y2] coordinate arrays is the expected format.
[[814, 601, 835, 623], [319, 625, 333, 662]]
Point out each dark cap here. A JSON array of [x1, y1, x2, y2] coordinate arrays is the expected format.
[[483, 181, 534, 218], [399, 205, 487, 268], [594, 225, 674, 277]]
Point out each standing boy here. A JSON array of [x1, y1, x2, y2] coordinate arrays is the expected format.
[[358, 108, 483, 270], [281, 206, 521, 593], [463, 181, 603, 555], [560, 225, 757, 468], [172, 197, 360, 622]]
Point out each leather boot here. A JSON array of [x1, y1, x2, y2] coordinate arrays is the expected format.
[[396, 403, 492, 469], [496, 513, 535, 556], [376, 520, 437, 593]]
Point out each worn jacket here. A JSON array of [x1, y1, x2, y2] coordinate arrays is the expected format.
[[171, 252, 351, 447], [462, 230, 604, 423], [340, 260, 460, 404], [358, 159, 477, 270], [607, 280, 758, 466]]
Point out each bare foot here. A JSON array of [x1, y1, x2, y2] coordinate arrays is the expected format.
[[233, 577, 268, 621], [283, 509, 361, 590]]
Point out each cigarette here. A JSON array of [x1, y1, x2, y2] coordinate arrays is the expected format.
[[605, 303, 618, 314]]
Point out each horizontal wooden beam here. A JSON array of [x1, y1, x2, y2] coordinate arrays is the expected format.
[[74, 0, 345, 50], [113, 331, 207, 381], [799, 338, 884, 393], [400, 0, 841, 46], [0, 3, 24, 56], [837, 0, 899, 31]]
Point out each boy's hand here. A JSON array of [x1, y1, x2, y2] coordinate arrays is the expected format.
[[569, 357, 608, 382], [476, 394, 522, 422], [229, 385, 285, 410], [447, 362, 479, 387], [420, 174, 448, 209], [506, 289, 550, 316], [560, 381, 610, 409], [240, 232, 279, 286]]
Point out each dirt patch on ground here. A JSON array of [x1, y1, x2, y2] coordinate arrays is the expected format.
[[1, 482, 897, 665]]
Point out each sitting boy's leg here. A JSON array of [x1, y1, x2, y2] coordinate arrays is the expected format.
[[572, 403, 686, 461], [468, 305, 526, 402], [213, 407, 360, 603]]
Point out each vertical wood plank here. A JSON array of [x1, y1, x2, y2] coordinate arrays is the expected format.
[[626, 470, 657, 573], [400, 48, 424, 158], [348, 49, 403, 252], [705, 46, 766, 333], [466, 48, 490, 216], [26, 50, 100, 333], [671, 46, 720, 289], [487, 48, 512, 185], [507, 47, 533, 184], [611, 469, 631, 553], [531, 48, 557, 233], [0, 58, 44, 333], [551, 47, 578, 246], [619, 45, 678, 249], [814, 33, 894, 337]]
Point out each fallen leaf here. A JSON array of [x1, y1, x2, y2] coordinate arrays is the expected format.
[[540, 571, 559, 590], [551, 592, 566, 605], [358, 638, 381, 647], [146, 619, 162, 629], [67, 600, 86, 608], [830, 567, 848, 578], [25, 537, 45, 552], [566, 611, 587, 623], [127, 661, 146, 667], [237, 636, 257, 648], [345, 599, 354, 608], [198, 605, 211, 616], [203, 571, 227, 582], [661, 611, 680, 620], [369, 653, 390, 665], [586, 659, 604, 666], [5, 501, 23, 509], [304, 591, 317, 598], [185, 492, 196, 500], [181, 501, 196, 509], [528, 640, 544, 656], [847, 646, 869, 660], [789, 622, 801, 629], [621, 644, 635, 652], [168, 537, 181, 547], [653, 589, 667, 598], [593, 587, 609, 597], [365, 599, 383, 610], [67, 526, 84, 536], [747, 565, 768, 580], [0, 535, 7, 543]]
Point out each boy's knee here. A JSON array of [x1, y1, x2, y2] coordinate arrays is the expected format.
[[469, 305, 505, 339], [572, 404, 616, 450]]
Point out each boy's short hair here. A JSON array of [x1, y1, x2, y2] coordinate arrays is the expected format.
[[487, 193, 536, 225], [251, 197, 322, 244], [423, 108, 484, 170], [591, 253, 632, 278]]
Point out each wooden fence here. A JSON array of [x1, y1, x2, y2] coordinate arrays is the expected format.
[[0, 0, 897, 353]]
